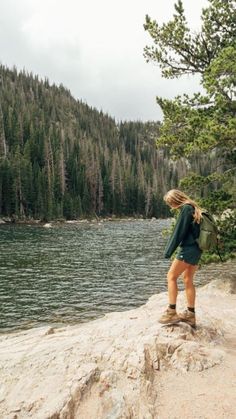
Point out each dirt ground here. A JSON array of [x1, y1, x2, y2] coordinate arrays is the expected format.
[[155, 331, 236, 419]]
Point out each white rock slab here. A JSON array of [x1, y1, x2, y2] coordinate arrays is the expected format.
[[0, 278, 235, 418]]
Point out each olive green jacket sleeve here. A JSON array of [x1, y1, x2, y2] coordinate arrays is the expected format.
[[164, 204, 194, 259]]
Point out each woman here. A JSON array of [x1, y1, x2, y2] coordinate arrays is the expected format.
[[159, 189, 203, 328]]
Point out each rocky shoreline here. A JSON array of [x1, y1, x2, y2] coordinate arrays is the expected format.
[[0, 264, 235, 418]]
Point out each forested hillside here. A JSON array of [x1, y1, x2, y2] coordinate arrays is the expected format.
[[0, 65, 220, 220]]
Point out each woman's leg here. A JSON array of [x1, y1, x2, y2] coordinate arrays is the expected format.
[[178, 264, 199, 328], [182, 264, 199, 308], [159, 259, 191, 324], [167, 259, 191, 305]]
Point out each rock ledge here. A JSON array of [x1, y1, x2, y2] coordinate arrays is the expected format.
[[0, 278, 235, 418]]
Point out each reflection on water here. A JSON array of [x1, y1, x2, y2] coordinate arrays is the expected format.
[[0, 219, 208, 332]]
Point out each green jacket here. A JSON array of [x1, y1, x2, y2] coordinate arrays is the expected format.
[[164, 204, 200, 259]]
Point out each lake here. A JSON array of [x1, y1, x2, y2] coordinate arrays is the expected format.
[[0, 219, 209, 333]]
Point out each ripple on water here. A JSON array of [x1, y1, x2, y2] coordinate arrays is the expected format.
[[0, 219, 216, 332]]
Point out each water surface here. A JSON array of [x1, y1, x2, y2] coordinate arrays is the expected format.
[[0, 219, 208, 332]]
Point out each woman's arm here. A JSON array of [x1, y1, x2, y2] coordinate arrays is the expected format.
[[164, 205, 194, 259]]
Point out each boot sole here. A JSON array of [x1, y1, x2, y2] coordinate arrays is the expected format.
[[158, 318, 181, 325], [179, 319, 196, 328]]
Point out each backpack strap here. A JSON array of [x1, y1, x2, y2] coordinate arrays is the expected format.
[[216, 238, 223, 262]]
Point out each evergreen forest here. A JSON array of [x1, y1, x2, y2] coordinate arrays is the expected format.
[[0, 65, 221, 221]]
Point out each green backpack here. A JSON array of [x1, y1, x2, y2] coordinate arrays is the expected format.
[[196, 211, 219, 251]]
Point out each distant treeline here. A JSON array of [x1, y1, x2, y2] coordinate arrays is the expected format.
[[0, 65, 219, 220]]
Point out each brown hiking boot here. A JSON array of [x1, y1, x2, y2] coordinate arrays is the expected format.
[[158, 307, 181, 325], [178, 309, 196, 328]]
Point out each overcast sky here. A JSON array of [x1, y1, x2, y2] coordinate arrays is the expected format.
[[0, 0, 208, 121]]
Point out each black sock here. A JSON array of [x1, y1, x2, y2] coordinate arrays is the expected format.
[[169, 304, 176, 310], [188, 307, 195, 313]]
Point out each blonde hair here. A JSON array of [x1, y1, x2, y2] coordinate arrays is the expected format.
[[164, 189, 202, 224]]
